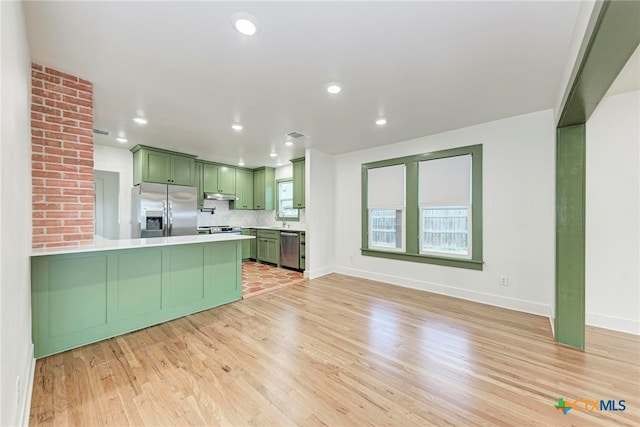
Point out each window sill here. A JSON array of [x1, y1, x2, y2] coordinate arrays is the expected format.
[[361, 249, 483, 271]]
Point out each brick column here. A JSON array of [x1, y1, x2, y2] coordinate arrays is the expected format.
[[31, 64, 95, 249]]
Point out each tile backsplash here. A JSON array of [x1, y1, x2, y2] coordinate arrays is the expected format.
[[197, 200, 306, 229]]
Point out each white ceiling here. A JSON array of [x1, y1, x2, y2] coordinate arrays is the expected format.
[[24, 1, 586, 168]]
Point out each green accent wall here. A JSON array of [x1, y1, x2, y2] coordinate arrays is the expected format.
[[555, 125, 586, 348], [31, 241, 242, 358]]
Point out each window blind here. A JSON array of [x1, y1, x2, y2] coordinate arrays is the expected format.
[[419, 154, 471, 206], [367, 164, 405, 209]]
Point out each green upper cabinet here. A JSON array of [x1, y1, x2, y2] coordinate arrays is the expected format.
[[171, 155, 195, 186], [231, 169, 254, 210], [253, 167, 275, 210], [194, 161, 204, 208], [131, 145, 196, 186], [291, 157, 305, 208], [203, 163, 236, 194]]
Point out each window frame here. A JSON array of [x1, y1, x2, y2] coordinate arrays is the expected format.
[[276, 178, 299, 221], [361, 144, 483, 270]]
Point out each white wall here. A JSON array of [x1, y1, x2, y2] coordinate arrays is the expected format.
[[586, 90, 640, 334], [306, 149, 335, 278], [93, 144, 133, 239], [275, 164, 293, 181], [333, 110, 556, 317], [0, 1, 35, 425]]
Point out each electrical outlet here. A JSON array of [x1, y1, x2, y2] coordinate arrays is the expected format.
[[16, 377, 21, 408], [500, 275, 509, 286]]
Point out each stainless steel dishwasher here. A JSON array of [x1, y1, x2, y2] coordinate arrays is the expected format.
[[280, 232, 300, 270]]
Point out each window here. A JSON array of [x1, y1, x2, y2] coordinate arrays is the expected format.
[[366, 164, 405, 251], [276, 179, 299, 220], [361, 145, 482, 270], [419, 154, 471, 258], [370, 209, 404, 250], [421, 207, 470, 256]]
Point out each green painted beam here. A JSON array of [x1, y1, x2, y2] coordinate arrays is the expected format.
[[558, 0, 640, 127], [554, 0, 639, 349], [555, 125, 586, 349]]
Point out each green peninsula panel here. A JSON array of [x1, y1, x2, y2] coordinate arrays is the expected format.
[[166, 244, 206, 307], [117, 249, 163, 320], [31, 240, 243, 358], [48, 255, 108, 337]]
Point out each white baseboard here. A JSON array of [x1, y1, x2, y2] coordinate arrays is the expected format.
[[19, 344, 35, 427], [334, 266, 552, 317], [307, 266, 334, 280], [587, 312, 640, 335]]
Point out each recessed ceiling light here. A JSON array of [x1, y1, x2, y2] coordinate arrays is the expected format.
[[376, 118, 387, 125], [326, 83, 342, 94], [116, 137, 128, 143], [133, 117, 147, 125], [234, 18, 257, 36], [269, 153, 277, 157], [284, 140, 294, 146], [238, 161, 245, 166], [232, 123, 243, 131], [277, 162, 283, 167]]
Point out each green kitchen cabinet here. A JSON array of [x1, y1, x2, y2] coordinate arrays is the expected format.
[[291, 157, 305, 208], [195, 161, 204, 208], [253, 167, 275, 210], [256, 229, 279, 265], [250, 229, 257, 259], [203, 163, 236, 194], [131, 145, 196, 186], [31, 240, 243, 358], [241, 229, 253, 260], [231, 169, 254, 210], [299, 232, 306, 270]]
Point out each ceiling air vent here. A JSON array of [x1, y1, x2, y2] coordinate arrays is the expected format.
[[285, 131, 306, 139], [93, 128, 110, 136]]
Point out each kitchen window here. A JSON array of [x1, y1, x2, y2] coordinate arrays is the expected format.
[[276, 179, 299, 220], [361, 145, 483, 270]]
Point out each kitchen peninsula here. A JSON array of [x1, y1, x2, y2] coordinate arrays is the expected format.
[[31, 233, 253, 358]]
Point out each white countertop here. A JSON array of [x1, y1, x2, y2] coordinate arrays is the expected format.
[[244, 226, 306, 232], [31, 233, 254, 257]]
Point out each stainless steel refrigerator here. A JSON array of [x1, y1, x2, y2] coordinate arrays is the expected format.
[[132, 183, 197, 238]]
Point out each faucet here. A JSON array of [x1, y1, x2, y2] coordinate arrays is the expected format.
[[277, 211, 287, 228]]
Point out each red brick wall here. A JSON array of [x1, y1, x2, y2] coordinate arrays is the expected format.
[[31, 64, 95, 249]]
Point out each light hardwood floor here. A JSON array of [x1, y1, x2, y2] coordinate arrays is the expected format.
[[30, 273, 639, 426]]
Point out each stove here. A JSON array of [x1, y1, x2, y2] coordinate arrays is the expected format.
[[198, 225, 242, 234]]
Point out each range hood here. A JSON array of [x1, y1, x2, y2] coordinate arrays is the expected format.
[[204, 192, 238, 201]]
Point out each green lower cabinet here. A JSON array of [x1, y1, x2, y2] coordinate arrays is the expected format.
[[299, 232, 306, 270], [31, 241, 242, 358], [250, 229, 257, 259], [256, 229, 279, 265], [241, 229, 253, 260]]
